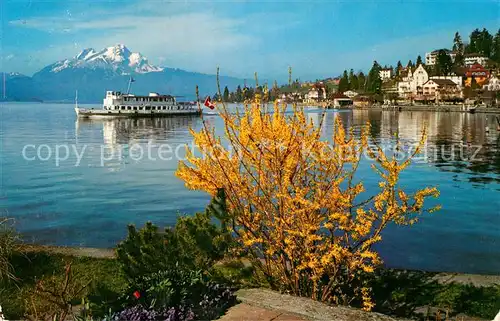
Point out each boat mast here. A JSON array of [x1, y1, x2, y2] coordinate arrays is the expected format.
[[75, 90, 78, 108]]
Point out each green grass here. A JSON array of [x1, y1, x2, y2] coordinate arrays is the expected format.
[[0, 251, 126, 319], [0, 248, 498, 320]]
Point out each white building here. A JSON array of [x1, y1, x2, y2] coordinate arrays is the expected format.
[[397, 64, 429, 98], [425, 49, 456, 66], [430, 75, 463, 88], [379, 68, 392, 81], [464, 53, 488, 67], [343, 90, 359, 98], [304, 84, 326, 103], [483, 75, 500, 91]]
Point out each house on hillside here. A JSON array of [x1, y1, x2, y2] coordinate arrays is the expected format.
[[464, 53, 488, 67], [425, 49, 456, 66], [397, 64, 429, 98], [304, 83, 326, 103], [379, 68, 392, 81], [464, 63, 490, 87], [482, 75, 500, 91], [343, 90, 358, 98], [429, 75, 463, 88], [422, 79, 462, 101]]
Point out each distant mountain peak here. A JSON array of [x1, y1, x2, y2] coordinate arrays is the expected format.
[[50, 44, 163, 74]]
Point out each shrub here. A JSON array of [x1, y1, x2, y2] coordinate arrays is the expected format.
[[123, 268, 236, 321], [176, 82, 440, 310], [0, 218, 20, 282], [116, 193, 232, 283]]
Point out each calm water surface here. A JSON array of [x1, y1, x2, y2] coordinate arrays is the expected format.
[[1, 103, 499, 274]]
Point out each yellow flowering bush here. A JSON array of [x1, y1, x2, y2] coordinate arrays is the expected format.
[[176, 79, 439, 309]]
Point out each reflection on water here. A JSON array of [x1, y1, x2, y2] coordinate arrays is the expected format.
[[346, 110, 500, 183], [1, 103, 499, 274], [76, 116, 198, 147], [74, 116, 199, 171]]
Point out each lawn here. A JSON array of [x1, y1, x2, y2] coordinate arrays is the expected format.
[[0, 249, 126, 320]]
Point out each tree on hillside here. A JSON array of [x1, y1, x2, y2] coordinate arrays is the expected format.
[[416, 55, 423, 66], [338, 70, 349, 92], [480, 28, 493, 58], [435, 49, 453, 75], [366, 61, 382, 94], [349, 69, 359, 90], [466, 28, 493, 57], [395, 60, 403, 77], [492, 29, 500, 63], [453, 32, 465, 68], [358, 72, 367, 91], [223, 86, 230, 102], [453, 32, 464, 53], [466, 28, 481, 54], [235, 85, 243, 102]]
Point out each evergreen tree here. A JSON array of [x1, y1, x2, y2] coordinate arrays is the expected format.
[[338, 70, 349, 92], [466, 28, 481, 54], [492, 29, 500, 63], [366, 61, 382, 94], [235, 85, 243, 102], [407, 60, 414, 69], [416, 55, 423, 66], [245, 87, 254, 100], [479, 28, 493, 58], [350, 71, 359, 90], [396, 61, 403, 77], [435, 49, 453, 75], [223, 86, 230, 102], [470, 77, 479, 90], [453, 31, 464, 53], [358, 72, 367, 91], [348, 69, 354, 86]]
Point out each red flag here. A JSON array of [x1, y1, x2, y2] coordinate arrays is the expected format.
[[204, 96, 216, 110]]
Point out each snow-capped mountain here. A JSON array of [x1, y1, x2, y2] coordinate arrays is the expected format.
[[47, 44, 163, 75], [2, 44, 247, 102]]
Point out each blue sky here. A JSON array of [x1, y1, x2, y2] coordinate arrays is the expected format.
[[2, 0, 499, 81]]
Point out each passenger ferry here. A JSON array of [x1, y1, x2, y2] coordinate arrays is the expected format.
[[74, 90, 201, 118]]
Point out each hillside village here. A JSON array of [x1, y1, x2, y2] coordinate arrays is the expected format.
[[221, 28, 500, 108]]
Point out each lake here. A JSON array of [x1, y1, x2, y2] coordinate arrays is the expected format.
[[1, 102, 499, 274]]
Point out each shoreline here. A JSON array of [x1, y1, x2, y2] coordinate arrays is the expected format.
[[20, 244, 500, 288], [351, 105, 500, 114]]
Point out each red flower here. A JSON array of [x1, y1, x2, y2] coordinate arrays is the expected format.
[[133, 290, 141, 299]]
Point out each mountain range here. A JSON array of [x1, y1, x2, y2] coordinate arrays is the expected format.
[[1, 44, 246, 103]]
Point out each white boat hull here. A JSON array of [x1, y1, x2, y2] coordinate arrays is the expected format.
[[75, 107, 201, 118]]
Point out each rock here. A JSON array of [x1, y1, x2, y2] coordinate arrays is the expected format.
[[235, 288, 409, 321]]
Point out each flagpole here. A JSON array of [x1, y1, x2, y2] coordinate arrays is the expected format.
[[126, 76, 134, 94]]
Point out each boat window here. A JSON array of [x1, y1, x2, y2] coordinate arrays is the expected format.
[[163, 106, 166, 110], [133, 106, 137, 110], [145, 106, 151, 110], [115, 106, 119, 110], [177, 106, 180, 110], [127, 106, 132, 110], [139, 106, 143, 110], [121, 106, 125, 110]]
